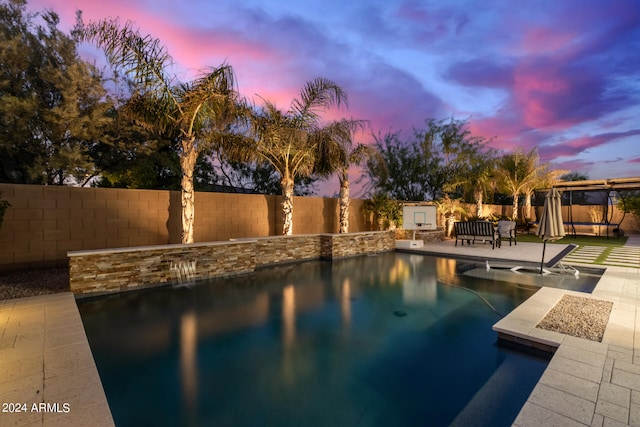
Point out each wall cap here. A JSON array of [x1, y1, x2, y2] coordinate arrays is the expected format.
[[67, 239, 258, 257]]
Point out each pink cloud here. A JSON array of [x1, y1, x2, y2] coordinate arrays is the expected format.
[[541, 129, 640, 161], [518, 27, 579, 55]]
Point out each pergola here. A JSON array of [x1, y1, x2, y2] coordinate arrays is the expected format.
[[534, 177, 640, 238]]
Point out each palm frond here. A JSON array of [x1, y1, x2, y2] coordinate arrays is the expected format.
[[79, 18, 174, 95], [290, 77, 347, 123]]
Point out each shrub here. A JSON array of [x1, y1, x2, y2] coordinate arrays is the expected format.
[[0, 192, 10, 230]]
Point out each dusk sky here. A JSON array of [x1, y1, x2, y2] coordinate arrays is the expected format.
[[28, 0, 640, 196]]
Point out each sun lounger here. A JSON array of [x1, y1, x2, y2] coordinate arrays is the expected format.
[[486, 243, 579, 276]]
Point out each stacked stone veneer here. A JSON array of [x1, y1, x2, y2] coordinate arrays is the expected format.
[[322, 230, 396, 259], [251, 235, 323, 267], [68, 231, 394, 295], [68, 241, 257, 295]]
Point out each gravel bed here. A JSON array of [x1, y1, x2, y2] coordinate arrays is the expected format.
[[0, 268, 69, 301], [536, 294, 613, 342]]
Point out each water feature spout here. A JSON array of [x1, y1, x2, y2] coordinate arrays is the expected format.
[[171, 259, 197, 286]]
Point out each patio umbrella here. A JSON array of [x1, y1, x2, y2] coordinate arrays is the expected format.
[[535, 188, 565, 274]]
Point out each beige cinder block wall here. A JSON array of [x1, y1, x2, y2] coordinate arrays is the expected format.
[[0, 184, 370, 271]]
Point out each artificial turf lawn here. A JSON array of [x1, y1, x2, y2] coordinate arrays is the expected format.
[[516, 233, 628, 264], [516, 233, 627, 248]]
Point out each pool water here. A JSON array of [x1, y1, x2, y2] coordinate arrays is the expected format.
[[78, 252, 600, 426]]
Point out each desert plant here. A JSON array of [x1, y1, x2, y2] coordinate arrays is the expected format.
[[435, 195, 469, 237], [588, 206, 605, 235], [364, 193, 402, 230]]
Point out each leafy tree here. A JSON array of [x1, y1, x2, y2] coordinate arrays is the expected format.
[[198, 152, 319, 195], [96, 139, 182, 190], [80, 18, 244, 243], [560, 172, 589, 182], [314, 118, 372, 233], [617, 191, 640, 230], [228, 77, 347, 235], [433, 119, 497, 216], [365, 131, 437, 201], [364, 193, 402, 230], [366, 117, 494, 205], [0, 0, 112, 185]]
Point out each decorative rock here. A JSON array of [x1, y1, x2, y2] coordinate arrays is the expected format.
[[536, 295, 613, 342]]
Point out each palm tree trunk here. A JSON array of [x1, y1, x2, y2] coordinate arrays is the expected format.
[[180, 139, 198, 244], [474, 189, 483, 218], [446, 215, 456, 238], [281, 173, 294, 235], [512, 192, 519, 222], [524, 191, 532, 220], [339, 172, 350, 233]]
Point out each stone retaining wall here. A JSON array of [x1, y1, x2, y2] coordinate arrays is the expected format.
[[322, 231, 396, 259], [68, 241, 257, 295], [251, 235, 323, 267], [68, 231, 395, 296]]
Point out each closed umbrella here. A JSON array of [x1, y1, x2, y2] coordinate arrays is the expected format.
[[535, 188, 565, 274]]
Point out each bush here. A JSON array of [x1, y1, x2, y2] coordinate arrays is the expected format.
[[0, 192, 10, 230], [364, 193, 402, 230]]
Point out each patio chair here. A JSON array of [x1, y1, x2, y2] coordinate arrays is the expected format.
[[497, 220, 517, 246]]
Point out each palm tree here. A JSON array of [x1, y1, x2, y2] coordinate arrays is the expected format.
[[314, 119, 375, 233], [522, 167, 567, 220], [444, 148, 497, 218], [234, 78, 347, 235], [435, 195, 469, 237], [80, 19, 243, 244], [495, 147, 559, 222]]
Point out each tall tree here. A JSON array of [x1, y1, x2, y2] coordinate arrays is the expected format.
[[495, 147, 556, 221], [560, 172, 589, 182], [365, 131, 438, 201], [228, 78, 347, 235], [0, 0, 112, 184], [80, 18, 243, 243], [432, 118, 497, 217], [198, 151, 319, 195], [314, 118, 372, 233], [365, 117, 492, 204]]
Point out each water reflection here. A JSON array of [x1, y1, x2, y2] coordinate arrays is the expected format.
[[436, 257, 460, 285], [282, 285, 296, 351], [180, 311, 198, 422], [340, 278, 351, 333], [402, 255, 438, 304]]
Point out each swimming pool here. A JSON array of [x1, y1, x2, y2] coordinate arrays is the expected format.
[[78, 252, 600, 426]]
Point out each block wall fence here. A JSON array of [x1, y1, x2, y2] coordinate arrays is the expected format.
[[0, 183, 637, 272], [0, 183, 370, 271]]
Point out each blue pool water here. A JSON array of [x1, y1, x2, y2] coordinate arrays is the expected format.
[[78, 252, 600, 426]]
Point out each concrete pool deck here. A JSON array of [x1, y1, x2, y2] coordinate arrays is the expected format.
[[0, 236, 638, 426], [0, 292, 114, 427]]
